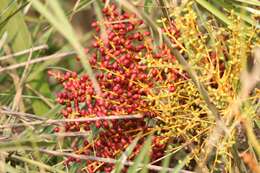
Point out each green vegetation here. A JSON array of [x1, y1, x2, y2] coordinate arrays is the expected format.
[[0, 0, 259, 173]]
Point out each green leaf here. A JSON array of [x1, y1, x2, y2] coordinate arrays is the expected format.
[[30, 77, 52, 115], [233, 0, 260, 6], [195, 0, 233, 26], [31, 100, 50, 115], [0, 0, 32, 52], [215, 0, 259, 27], [43, 104, 62, 119], [144, 0, 154, 13], [234, 4, 260, 15]]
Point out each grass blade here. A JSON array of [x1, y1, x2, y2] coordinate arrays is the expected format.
[[113, 136, 141, 173], [233, 0, 260, 6], [127, 136, 152, 173], [31, 0, 101, 95], [195, 0, 233, 26]]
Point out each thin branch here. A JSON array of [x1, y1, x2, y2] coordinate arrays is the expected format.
[[12, 44, 35, 111], [33, 149, 194, 173], [0, 110, 143, 128], [41, 132, 91, 138], [1, 107, 45, 121], [0, 51, 76, 73], [0, 44, 48, 61]]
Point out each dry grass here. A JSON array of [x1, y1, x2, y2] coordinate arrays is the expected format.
[[0, 0, 259, 172]]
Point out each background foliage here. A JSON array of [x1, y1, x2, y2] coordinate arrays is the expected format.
[[0, 0, 259, 173]]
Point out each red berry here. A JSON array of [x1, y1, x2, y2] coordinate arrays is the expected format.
[[169, 85, 175, 92], [53, 127, 60, 132]]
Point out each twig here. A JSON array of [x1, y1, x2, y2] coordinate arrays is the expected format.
[[0, 44, 48, 61], [12, 44, 35, 111], [0, 110, 143, 128], [33, 149, 194, 173], [0, 107, 45, 121], [41, 132, 91, 138], [0, 51, 76, 73]]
